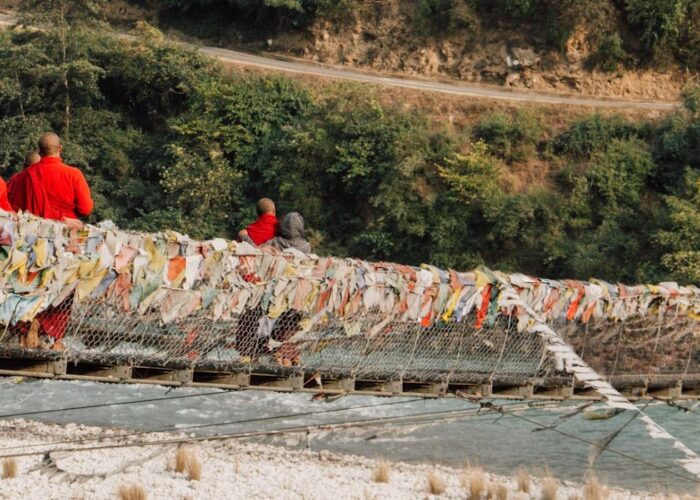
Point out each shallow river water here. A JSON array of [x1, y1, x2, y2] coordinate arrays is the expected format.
[[0, 379, 698, 494]]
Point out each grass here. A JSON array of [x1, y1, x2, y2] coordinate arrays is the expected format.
[[516, 467, 530, 493], [460, 467, 485, 500], [426, 470, 446, 495], [186, 453, 202, 481], [372, 460, 391, 483], [175, 446, 202, 481], [175, 447, 188, 473], [487, 482, 509, 500], [540, 475, 558, 500], [583, 474, 607, 500], [117, 483, 147, 500], [470, 469, 485, 500], [1, 458, 16, 479]]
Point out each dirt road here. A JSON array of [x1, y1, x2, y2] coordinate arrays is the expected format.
[[0, 12, 678, 111]]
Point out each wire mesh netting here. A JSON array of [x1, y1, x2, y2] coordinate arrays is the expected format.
[[0, 296, 558, 385], [1, 292, 698, 392], [556, 315, 700, 380]]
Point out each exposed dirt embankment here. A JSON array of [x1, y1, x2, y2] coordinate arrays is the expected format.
[[93, 0, 691, 102], [275, 4, 687, 101]]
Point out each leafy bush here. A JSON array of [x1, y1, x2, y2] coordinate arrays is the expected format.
[[552, 114, 643, 159], [414, 0, 480, 35], [624, 0, 690, 62], [159, 0, 348, 29], [586, 138, 654, 208], [505, 0, 537, 16], [475, 110, 541, 163], [438, 141, 503, 210], [590, 33, 627, 72], [656, 174, 700, 282]]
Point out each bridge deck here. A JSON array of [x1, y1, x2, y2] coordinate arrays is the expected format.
[[1, 349, 698, 401]]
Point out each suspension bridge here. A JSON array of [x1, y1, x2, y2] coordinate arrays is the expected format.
[[0, 213, 695, 403]]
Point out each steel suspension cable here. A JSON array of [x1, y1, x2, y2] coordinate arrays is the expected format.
[[0, 401, 543, 459], [480, 401, 700, 486]]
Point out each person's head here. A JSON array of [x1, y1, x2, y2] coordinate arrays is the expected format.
[[37, 132, 62, 158], [280, 212, 305, 239], [256, 198, 276, 216], [23, 151, 40, 168]]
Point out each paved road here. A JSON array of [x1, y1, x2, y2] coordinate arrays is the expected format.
[[0, 12, 678, 111]]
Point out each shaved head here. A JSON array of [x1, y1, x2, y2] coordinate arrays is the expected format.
[[256, 198, 275, 216], [38, 132, 62, 157], [24, 150, 40, 168]]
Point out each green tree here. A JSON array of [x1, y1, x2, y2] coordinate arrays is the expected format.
[[552, 114, 644, 160], [624, 0, 693, 61], [437, 140, 503, 211], [557, 138, 659, 280], [590, 33, 628, 72], [657, 175, 700, 283], [475, 110, 541, 163], [651, 86, 700, 192], [17, 0, 107, 136]]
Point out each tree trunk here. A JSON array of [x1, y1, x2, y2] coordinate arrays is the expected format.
[[14, 70, 25, 119], [60, 0, 70, 137]]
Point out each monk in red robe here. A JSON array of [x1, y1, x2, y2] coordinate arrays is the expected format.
[[238, 198, 278, 245], [0, 178, 13, 213], [9, 133, 93, 350], [9, 134, 93, 219], [7, 151, 40, 210]]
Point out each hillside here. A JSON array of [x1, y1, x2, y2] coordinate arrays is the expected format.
[[0, 0, 697, 286], [96, 0, 700, 101]]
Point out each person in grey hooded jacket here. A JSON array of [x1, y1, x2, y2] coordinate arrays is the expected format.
[[262, 212, 312, 254]]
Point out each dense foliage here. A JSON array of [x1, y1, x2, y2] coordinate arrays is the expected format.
[[0, 2, 698, 284]]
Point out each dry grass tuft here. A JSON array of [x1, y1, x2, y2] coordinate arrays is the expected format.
[[117, 483, 147, 500], [466, 467, 485, 500], [372, 460, 391, 483], [583, 474, 607, 500], [487, 481, 508, 500], [175, 446, 202, 481], [186, 453, 201, 481], [2, 458, 16, 479], [175, 447, 189, 474], [516, 467, 530, 493], [540, 476, 558, 500], [426, 470, 446, 496]]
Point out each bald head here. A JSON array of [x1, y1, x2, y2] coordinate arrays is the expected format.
[[24, 151, 40, 168], [38, 132, 62, 157], [256, 198, 276, 216]]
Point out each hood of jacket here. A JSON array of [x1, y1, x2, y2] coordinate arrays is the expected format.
[[280, 212, 306, 240]]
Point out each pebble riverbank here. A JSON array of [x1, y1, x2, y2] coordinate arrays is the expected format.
[[0, 420, 685, 499]]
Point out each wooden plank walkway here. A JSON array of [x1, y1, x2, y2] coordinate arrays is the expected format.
[[1, 350, 697, 401]]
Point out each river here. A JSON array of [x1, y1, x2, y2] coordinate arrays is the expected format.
[[0, 378, 697, 494]]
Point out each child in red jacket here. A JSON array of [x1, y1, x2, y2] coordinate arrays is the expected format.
[[239, 198, 279, 245]]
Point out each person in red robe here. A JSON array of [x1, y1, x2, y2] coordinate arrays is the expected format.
[[0, 177, 13, 213], [9, 134, 93, 219], [238, 198, 278, 245], [7, 151, 40, 211], [8, 133, 94, 350]]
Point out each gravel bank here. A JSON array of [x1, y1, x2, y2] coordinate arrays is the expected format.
[[0, 420, 681, 499]]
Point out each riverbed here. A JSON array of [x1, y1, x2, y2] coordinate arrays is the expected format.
[[0, 378, 697, 495]]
